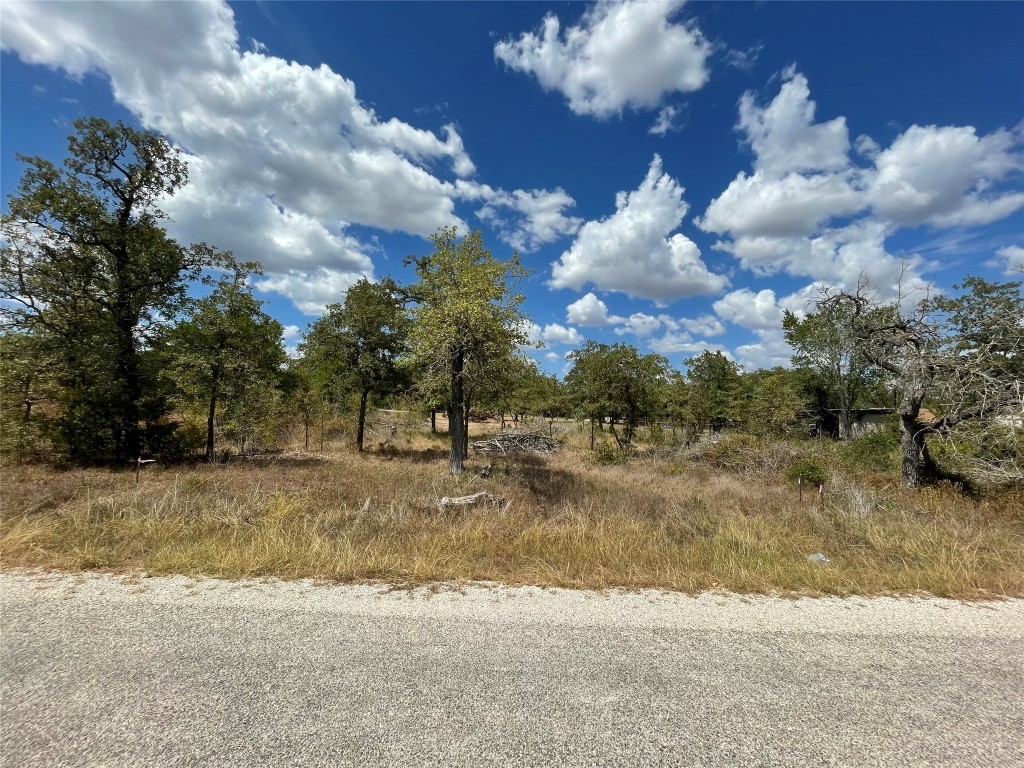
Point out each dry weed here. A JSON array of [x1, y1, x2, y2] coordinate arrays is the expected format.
[[2, 437, 1022, 597]]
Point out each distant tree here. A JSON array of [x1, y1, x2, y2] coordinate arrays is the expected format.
[[279, 357, 326, 451], [783, 299, 881, 437], [478, 356, 564, 428], [302, 278, 409, 452], [405, 227, 529, 474], [0, 117, 225, 461], [683, 350, 741, 434], [566, 342, 669, 447], [166, 268, 284, 461], [823, 276, 1024, 488], [736, 368, 810, 438]]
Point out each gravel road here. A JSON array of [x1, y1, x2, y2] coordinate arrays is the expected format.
[[2, 570, 1022, 767]]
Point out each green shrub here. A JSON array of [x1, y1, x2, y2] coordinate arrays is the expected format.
[[593, 441, 628, 465], [842, 428, 900, 472], [785, 456, 830, 487]]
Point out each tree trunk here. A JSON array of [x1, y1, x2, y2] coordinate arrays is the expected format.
[[609, 419, 623, 448], [303, 405, 310, 451], [205, 368, 219, 463], [448, 351, 466, 475], [430, 408, 437, 433], [897, 388, 936, 489], [319, 397, 326, 452], [112, 289, 142, 463], [357, 388, 369, 452], [590, 417, 595, 450]]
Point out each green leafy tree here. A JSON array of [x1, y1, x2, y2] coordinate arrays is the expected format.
[[683, 350, 741, 434], [783, 300, 881, 437], [166, 269, 284, 461], [0, 117, 225, 461], [736, 368, 810, 438], [302, 278, 409, 452], [405, 227, 529, 474], [566, 342, 669, 447], [824, 276, 1024, 488]]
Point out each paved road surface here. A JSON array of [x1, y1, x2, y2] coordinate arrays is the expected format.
[[2, 571, 1022, 767]]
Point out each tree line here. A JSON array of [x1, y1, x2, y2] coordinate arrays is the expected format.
[[2, 119, 1021, 487]]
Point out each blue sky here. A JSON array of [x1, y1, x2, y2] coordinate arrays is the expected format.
[[3, 1, 1022, 374]]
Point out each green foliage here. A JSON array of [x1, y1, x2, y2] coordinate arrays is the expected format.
[[831, 276, 1024, 488], [165, 268, 285, 459], [736, 368, 810, 438], [682, 350, 740, 433], [301, 277, 409, 451], [783, 300, 882, 437], [786, 456, 830, 488], [566, 341, 669, 446], [593, 440, 629, 465], [841, 427, 900, 472], [405, 227, 530, 473], [0, 117, 227, 462]]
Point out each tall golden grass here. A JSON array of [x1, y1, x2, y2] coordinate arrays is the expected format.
[[2, 427, 1022, 597]]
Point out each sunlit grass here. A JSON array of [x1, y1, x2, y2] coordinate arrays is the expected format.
[[2, 431, 1022, 597]]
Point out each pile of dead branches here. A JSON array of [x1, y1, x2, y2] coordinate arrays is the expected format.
[[472, 432, 557, 454]]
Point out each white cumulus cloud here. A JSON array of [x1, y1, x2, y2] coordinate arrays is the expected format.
[[713, 288, 784, 331], [565, 292, 625, 326], [869, 124, 1024, 227], [737, 72, 851, 178], [540, 323, 583, 345], [494, 0, 710, 118], [550, 155, 727, 302]]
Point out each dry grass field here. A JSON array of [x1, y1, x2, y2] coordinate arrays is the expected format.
[[2, 421, 1022, 597]]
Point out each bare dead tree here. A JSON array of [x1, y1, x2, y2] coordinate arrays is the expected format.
[[821, 272, 1023, 489]]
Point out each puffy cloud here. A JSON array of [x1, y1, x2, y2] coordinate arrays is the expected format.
[[494, 0, 710, 118], [550, 156, 727, 302], [713, 288, 784, 330], [678, 314, 726, 337], [738, 72, 851, 179], [614, 313, 664, 338], [693, 71, 1024, 297], [698, 170, 863, 238], [160, 154, 375, 277], [734, 329, 793, 371], [255, 269, 366, 316], [697, 71, 864, 241], [565, 292, 624, 326], [649, 333, 729, 358], [714, 222, 926, 299], [869, 125, 1024, 227], [540, 323, 583, 345], [458, 181, 582, 253]]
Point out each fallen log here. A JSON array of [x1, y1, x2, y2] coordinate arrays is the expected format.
[[438, 491, 506, 511]]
